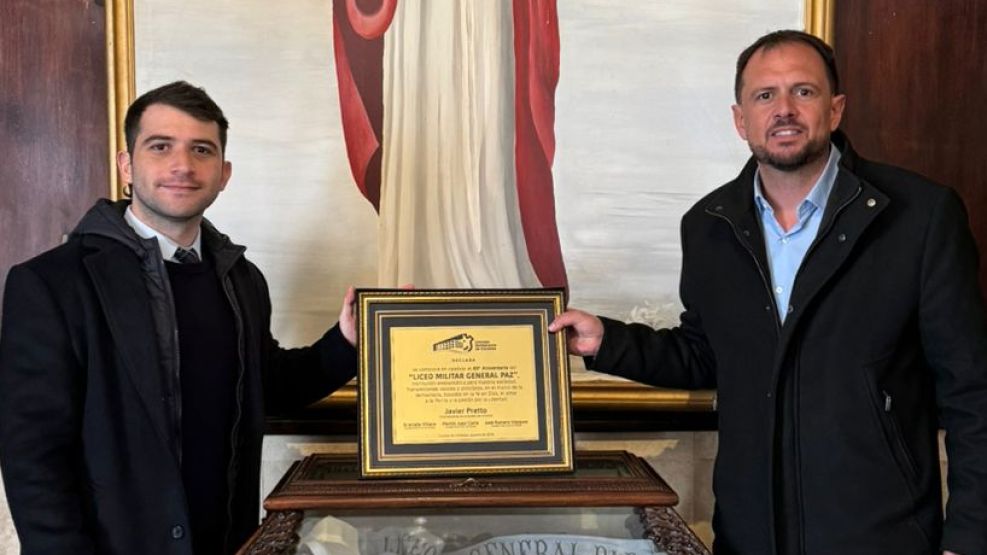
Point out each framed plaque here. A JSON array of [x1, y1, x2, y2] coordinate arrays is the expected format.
[[357, 289, 573, 478]]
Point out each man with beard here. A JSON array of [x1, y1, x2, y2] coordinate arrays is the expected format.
[[550, 30, 987, 555], [0, 81, 358, 554]]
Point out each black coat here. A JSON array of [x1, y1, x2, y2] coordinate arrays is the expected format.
[[0, 200, 357, 554], [591, 133, 987, 554]]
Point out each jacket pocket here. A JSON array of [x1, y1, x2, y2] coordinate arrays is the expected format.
[[880, 389, 921, 483], [859, 367, 921, 492]]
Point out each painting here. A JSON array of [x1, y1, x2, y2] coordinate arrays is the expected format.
[[106, 0, 825, 413]]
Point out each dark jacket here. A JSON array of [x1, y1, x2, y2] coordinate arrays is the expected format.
[[0, 200, 357, 554], [591, 132, 987, 554]]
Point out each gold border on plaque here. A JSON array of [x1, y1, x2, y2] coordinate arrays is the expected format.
[[357, 289, 573, 478]]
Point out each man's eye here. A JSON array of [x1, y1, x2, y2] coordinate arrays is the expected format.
[[192, 143, 218, 155], [796, 88, 814, 97], [149, 143, 168, 152], [757, 92, 772, 101]]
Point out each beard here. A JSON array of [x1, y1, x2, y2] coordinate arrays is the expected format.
[[750, 121, 830, 172]]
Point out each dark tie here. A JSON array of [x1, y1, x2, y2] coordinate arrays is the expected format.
[[174, 247, 200, 264]]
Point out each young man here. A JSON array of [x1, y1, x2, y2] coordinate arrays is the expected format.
[[0, 81, 358, 555], [551, 31, 987, 554]]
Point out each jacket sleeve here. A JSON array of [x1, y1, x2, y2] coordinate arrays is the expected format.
[[0, 265, 95, 554], [264, 325, 358, 413], [251, 270, 357, 414], [920, 189, 987, 554], [587, 216, 717, 390]]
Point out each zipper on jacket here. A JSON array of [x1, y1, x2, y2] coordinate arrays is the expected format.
[[861, 368, 923, 497], [152, 253, 185, 465], [707, 190, 857, 555], [172, 324, 182, 465], [881, 389, 920, 484], [706, 209, 782, 333], [220, 274, 248, 554], [708, 208, 783, 555]]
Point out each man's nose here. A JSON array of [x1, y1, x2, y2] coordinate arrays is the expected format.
[[169, 149, 193, 173], [774, 95, 796, 119]]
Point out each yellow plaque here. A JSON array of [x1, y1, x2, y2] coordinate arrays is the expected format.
[[389, 325, 539, 444], [357, 289, 573, 478]]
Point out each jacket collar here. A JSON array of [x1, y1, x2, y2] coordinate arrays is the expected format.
[[82, 234, 175, 457], [704, 130, 863, 225], [75, 199, 248, 462], [74, 199, 247, 277], [700, 131, 892, 395], [702, 131, 890, 325], [201, 218, 247, 278]]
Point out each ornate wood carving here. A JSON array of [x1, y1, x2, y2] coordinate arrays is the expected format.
[[239, 451, 708, 554], [640, 507, 710, 555], [265, 451, 677, 511], [241, 510, 303, 555]]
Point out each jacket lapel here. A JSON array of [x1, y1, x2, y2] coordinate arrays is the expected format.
[[784, 170, 888, 331], [711, 147, 891, 392], [83, 240, 175, 456], [706, 157, 776, 313]]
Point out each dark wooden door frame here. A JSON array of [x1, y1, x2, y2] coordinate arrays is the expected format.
[[0, 0, 110, 303]]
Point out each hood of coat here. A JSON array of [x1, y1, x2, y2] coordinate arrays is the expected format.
[[70, 198, 246, 275]]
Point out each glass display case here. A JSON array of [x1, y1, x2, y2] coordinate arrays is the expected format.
[[237, 451, 708, 555]]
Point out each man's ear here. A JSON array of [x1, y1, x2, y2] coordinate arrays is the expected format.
[[116, 151, 133, 184], [829, 94, 847, 131], [731, 104, 748, 141], [220, 160, 232, 191]]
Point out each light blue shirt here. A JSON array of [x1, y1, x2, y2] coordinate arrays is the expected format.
[[754, 144, 842, 323]]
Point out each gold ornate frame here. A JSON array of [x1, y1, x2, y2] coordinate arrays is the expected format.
[[105, 0, 134, 201], [356, 289, 573, 477], [104, 0, 833, 413]]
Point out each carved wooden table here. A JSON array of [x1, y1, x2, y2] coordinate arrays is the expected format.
[[237, 450, 709, 555]]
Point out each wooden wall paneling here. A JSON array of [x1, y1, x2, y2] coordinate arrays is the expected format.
[[834, 0, 987, 293], [0, 0, 109, 299]]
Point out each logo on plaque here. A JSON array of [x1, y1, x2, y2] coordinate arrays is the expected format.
[[433, 333, 475, 352]]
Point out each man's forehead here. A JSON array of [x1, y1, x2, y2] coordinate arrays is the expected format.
[[749, 42, 826, 73], [137, 103, 221, 138], [742, 43, 828, 88]]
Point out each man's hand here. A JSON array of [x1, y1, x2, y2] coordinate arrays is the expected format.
[[339, 286, 357, 347], [338, 284, 414, 347], [548, 309, 604, 357]]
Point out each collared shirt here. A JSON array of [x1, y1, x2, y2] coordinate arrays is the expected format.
[[124, 206, 202, 263], [754, 144, 842, 323]]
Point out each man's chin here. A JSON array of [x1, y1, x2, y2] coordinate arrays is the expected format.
[[764, 154, 811, 172], [753, 145, 824, 173], [146, 206, 207, 225], [161, 210, 206, 223]]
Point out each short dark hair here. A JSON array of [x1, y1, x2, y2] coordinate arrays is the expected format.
[[734, 30, 839, 102], [124, 81, 229, 154]]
